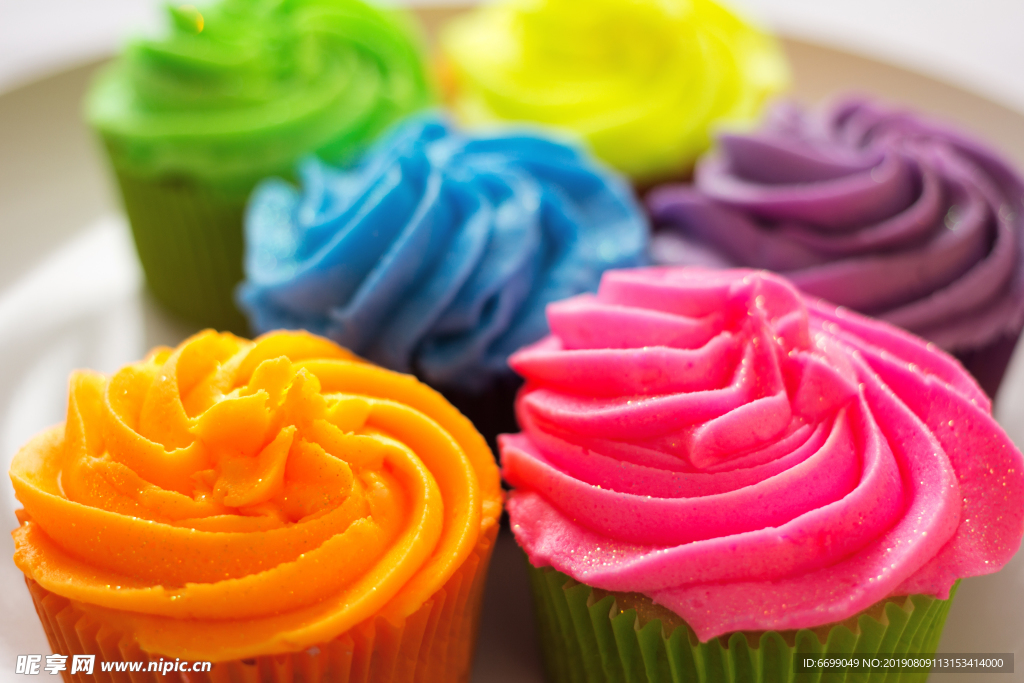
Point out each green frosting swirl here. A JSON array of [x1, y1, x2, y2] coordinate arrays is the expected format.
[[87, 0, 433, 188]]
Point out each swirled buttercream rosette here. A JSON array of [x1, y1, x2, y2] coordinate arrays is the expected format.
[[11, 330, 501, 680], [500, 267, 1023, 679], [238, 115, 648, 442], [86, 0, 433, 332], [649, 98, 1024, 396], [439, 0, 789, 183]]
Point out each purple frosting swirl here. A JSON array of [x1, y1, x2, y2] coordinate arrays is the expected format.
[[649, 99, 1024, 375]]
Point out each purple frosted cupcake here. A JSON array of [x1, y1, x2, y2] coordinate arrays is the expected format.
[[648, 98, 1024, 396]]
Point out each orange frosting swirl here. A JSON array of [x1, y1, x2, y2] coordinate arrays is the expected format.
[[10, 330, 502, 661]]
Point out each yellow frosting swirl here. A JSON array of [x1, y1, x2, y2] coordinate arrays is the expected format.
[[439, 0, 789, 182], [10, 330, 502, 661]]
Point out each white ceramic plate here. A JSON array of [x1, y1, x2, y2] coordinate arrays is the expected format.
[[1, 23, 1023, 682]]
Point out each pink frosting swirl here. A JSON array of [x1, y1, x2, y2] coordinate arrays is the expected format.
[[500, 267, 1024, 640]]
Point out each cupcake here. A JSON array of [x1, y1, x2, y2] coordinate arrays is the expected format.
[[500, 267, 1024, 680], [10, 329, 502, 679], [86, 0, 433, 333], [438, 0, 789, 184], [237, 114, 649, 446], [648, 98, 1024, 397]]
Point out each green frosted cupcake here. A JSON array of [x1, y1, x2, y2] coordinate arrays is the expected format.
[[86, 0, 433, 332], [500, 268, 1024, 682]]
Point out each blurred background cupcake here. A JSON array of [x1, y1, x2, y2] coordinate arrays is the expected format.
[[85, 0, 433, 333], [237, 114, 649, 448], [438, 0, 790, 186], [648, 98, 1024, 397], [501, 267, 1024, 681]]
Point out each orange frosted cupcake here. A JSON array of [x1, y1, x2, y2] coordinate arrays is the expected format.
[[10, 330, 502, 681]]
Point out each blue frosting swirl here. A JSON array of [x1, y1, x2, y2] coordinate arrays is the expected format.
[[238, 115, 649, 392]]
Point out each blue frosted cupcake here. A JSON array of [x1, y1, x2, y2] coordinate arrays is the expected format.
[[238, 114, 649, 444]]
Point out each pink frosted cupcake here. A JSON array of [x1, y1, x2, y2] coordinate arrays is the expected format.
[[500, 267, 1024, 681]]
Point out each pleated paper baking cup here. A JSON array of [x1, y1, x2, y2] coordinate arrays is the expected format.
[[527, 564, 957, 683], [25, 524, 496, 683], [112, 168, 250, 335]]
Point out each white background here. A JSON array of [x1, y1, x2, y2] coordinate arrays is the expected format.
[[3, 0, 1024, 115]]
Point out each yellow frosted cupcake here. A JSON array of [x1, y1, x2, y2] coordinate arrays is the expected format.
[[10, 330, 502, 681], [439, 0, 789, 183]]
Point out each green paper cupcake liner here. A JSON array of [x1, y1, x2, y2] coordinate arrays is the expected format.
[[527, 564, 957, 683], [113, 168, 251, 335]]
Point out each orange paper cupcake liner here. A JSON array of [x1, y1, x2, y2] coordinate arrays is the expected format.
[[26, 523, 497, 683]]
